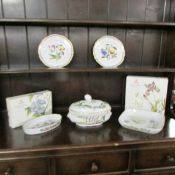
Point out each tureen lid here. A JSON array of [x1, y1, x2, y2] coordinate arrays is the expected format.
[[69, 94, 111, 113]]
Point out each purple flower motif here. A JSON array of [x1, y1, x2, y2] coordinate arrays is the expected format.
[[101, 48, 107, 57]]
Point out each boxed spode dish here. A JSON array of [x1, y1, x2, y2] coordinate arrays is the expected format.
[[125, 76, 168, 114], [6, 90, 52, 128]]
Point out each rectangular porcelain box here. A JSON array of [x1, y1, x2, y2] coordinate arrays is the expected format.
[[6, 90, 52, 128], [125, 76, 168, 114]]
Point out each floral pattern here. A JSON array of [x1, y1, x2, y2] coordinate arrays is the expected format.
[[75, 100, 107, 109], [48, 44, 65, 60], [101, 44, 117, 59], [30, 120, 56, 129], [143, 81, 165, 112], [25, 95, 48, 118], [125, 76, 168, 114]]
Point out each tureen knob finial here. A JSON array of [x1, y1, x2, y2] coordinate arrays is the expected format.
[[84, 94, 92, 102]]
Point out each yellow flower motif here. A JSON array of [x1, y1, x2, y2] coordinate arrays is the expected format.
[[109, 47, 116, 55]]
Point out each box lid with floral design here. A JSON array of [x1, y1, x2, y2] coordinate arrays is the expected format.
[[125, 76, 168, 114], [6, 90, 52, 128]]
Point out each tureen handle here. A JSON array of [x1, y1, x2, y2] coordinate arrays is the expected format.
[[84, 94, 92, 102]]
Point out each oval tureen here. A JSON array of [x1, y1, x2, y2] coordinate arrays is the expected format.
[[67, 94, 112, 127]]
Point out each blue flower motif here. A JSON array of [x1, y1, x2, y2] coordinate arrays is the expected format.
[[101, 48, 107, 57], [30, 99, 47, 114]]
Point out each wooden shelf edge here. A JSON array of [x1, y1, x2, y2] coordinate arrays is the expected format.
[[0, 19, 175, 28], [0, 67, 175, 74], [0, 109, 175, 153]]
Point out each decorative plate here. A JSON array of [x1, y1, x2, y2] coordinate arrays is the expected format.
[[93, 35, 125, 67], [23, 114, 62, 135], [38, 34, 74, 68], [118, 109, 165, 134]]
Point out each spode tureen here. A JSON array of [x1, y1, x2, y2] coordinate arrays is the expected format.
[[67, 94, 112, 127]]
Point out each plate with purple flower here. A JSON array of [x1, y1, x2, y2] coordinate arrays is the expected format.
[[93, 36, 125, 67], [38, 34, 74, 68]]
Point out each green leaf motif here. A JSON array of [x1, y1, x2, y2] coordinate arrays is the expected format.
[[29, 95, 33, 102], [32, 113, 40, 118], [49, 53, 61, 60], [25, 107, 32, 116]]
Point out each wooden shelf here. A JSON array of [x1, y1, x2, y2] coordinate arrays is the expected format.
[[0, 110, 175, 152], [0, 19, 175, 28], [0, 66, 175, 74]]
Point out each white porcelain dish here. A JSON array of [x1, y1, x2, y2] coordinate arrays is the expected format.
[[93, 35, 125, 67], [68, 111, 111, 127], [38, 34, 74, 68], [23, 114, 62, 135], [67, 94, 112, 127], [118, 109, 165, 134]]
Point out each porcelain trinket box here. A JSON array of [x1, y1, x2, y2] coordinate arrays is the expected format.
[[67, 94, 112, 127]]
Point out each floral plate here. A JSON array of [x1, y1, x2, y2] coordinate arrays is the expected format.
[[93, 35, 125, 67], [38, 34, 74, 68]]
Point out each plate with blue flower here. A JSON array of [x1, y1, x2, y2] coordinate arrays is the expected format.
[[93, 36, 125, 67], [38, 34, 74, 68]]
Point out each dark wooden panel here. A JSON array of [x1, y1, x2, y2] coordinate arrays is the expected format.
[[0, 26, 8, 69], [0, 75, 11, 110], [30, 73, 70, 107], [127, 0, 146, 21], [0, 0, 2, 18], [142, 30, 161, 66], [69, 73, 88, 104], [9, 74, 31, 96], [48, 26, 68, 37], [158, 31, 167, 67], [5, 26, 28, 69], [170, 0, 175, 22], [68, 0, 88, 19], [27, 26, 47, 68], [108, 0, 127, 21], [165, 30, 175, 67], [89, 0, 108, 20], [69, 27, 88, 67], [128, 0, 147, 21], [108, 28, 126, 45], [125, 29, 144, 65], [2, 0, 25, 18], [88, 28, 107, 66], [145, 0, 165, 22], [89, 73, 123, 105], [164, 0, 171, 22], [25, 0, 47, 18], [47, 0, 67, 19]]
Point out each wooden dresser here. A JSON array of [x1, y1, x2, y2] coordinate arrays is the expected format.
[[0, 0, 175, 174]]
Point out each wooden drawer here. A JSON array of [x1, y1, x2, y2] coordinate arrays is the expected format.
[[134, 170, 175, 175], [56, 151, 129, 175], [0, 158, 49, 175], [135, 148, 175, 169]]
